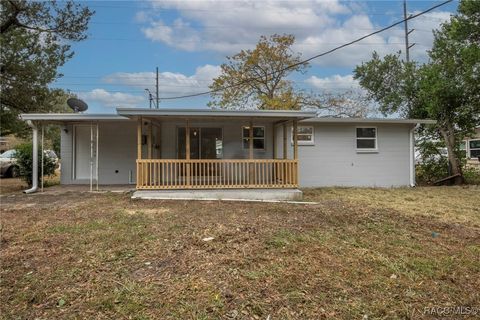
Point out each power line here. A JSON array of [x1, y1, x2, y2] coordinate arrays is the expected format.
[[159, 0, 453, 101]]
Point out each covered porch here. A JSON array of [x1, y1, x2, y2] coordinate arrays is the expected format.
[[117, 108, 316, 190]]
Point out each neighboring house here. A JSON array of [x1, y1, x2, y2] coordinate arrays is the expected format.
[[0, 135, 23, 153], [462, 127, 480, 169], [20, 108, 434, 197]]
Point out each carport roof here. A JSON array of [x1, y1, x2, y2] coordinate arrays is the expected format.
[[20, 113, 128, 122]]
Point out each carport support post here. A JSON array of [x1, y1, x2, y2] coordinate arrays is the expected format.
[[96, 123, 99, 191], [41, 124, 44, 192], [293, 120, 298, 185], [90, 123, 93, 192], [249, 120, 254, 183], [186, 119, 191, 187]]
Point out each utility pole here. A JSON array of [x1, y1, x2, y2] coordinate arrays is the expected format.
[[403, 0, 415, 62], [156, 66, 160, 109]]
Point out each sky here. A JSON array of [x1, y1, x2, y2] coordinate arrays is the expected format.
[[53, 0, 459, 113]]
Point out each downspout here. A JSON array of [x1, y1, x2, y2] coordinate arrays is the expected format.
[[409, 124, 420, 187], [24, 120, 39, 194]]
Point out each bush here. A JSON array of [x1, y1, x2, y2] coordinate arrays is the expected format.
[[464, 167, 480, 185], [15, 143, 56, 186], [416, 157, 449, 185]]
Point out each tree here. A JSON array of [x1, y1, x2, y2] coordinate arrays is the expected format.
[[354, 0, 480, 184], [0, 0, 93, 136], [209, 34, 317, 110]]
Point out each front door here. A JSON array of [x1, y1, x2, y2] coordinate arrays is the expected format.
[[177, 127, 223, 159]]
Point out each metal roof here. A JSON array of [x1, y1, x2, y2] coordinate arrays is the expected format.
[[20, 113, 128, 122], [20, 110, 436, 125], [116, 108, 317, 119], [301, 117, 436, 124]]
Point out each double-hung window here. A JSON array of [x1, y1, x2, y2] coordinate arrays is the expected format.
[[242, 126, 265, 150], [292, 126, 314, 145], [356, 127, 377, 151], [469, 139, 480, 158]]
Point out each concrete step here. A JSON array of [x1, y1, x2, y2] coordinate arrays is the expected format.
[[132, 188, 303, 201]]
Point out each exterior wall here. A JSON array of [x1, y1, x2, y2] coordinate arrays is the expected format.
[[60, 120, 274, 185], [61, 121, 137, 185], [275, 122, 414, 187], [160, 120, 274, 159], [60, 119, 414, 187]]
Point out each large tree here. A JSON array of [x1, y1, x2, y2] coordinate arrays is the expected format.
[[209, 34, 318, 110], [0, 0, 93, 136], [354, 0, 480, 184]]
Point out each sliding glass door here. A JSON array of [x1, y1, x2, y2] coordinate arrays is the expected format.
[[177, 127, 223, 159]]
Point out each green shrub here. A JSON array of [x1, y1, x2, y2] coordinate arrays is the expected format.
[[15, 143, 56, 186], [463, 167, 480, 185]]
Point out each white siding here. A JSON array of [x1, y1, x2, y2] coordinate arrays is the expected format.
[[60, 120, 414, 187], [61, 122, 137, 185], [277, 122, 414, 187]]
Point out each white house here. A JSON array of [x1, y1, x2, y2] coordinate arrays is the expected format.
[[20, 108, 435, 199]]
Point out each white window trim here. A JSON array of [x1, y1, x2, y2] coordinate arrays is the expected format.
[[242, 126, 266, 150], [291, 126, 315, 146], [468, 138, 480, 159], [356, 126, 378, 153]]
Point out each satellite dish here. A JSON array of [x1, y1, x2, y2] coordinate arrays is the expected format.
[[67, 98, 88, 113]]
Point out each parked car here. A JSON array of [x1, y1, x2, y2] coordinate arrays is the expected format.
[[0, 149, 59, 178], [0, 149, 19, 178]]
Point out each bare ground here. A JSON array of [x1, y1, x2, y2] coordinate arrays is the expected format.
[[0, 186, 479, 319]]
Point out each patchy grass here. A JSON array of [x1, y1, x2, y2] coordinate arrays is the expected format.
[[0, 187, 479, 319], [303, 186, 480, 225]]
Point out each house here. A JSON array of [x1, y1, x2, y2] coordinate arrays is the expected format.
[[20, 108, 435, 199], [463, 127, 480, 169]]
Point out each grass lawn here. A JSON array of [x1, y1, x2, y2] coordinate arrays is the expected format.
[[1, 186, 479, 319]]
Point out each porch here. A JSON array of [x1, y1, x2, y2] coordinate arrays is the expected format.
[[120, 108, 316, 190]]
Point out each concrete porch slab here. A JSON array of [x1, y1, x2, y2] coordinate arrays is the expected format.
[[132, 189, 303, 201]]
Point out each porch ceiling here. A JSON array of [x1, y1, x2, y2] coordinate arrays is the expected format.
[[116, 108, 316, 122]]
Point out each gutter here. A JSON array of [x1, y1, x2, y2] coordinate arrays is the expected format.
[[409, 123, 420, 187], [24, 120, 38, 194]]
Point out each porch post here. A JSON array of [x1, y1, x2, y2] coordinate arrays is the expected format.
[[249, 120, 254, 159], [137, 117, 142, 188], [186, 119, 191, 187], [293, 120, 298, 186], [293, 120, 298, 160], [147, 121, 152, 159], [137, 117, 142, 160], [283, 123, 287, 159], [272, 124, 277, 159]]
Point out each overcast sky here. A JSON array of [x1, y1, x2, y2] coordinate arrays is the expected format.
[[54, 0, 458, 113]]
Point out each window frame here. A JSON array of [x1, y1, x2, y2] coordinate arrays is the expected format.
[[355, 126, 378, 152], [291, 125, 315, 145], [468, 139, 480, 159], [242, 125, 266, 150]]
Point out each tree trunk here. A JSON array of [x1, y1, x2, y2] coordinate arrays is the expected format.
[[439, 126, 464, 185]]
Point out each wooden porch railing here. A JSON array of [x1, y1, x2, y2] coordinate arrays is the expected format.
[[136, 159, 298, 189]]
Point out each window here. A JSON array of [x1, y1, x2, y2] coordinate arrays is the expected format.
[[242, 126, 265, 149], [292, 126, 314, 145], [459, 141, 467, 158], [356, 127, 377, 151], [469, 139, 480, 158]]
